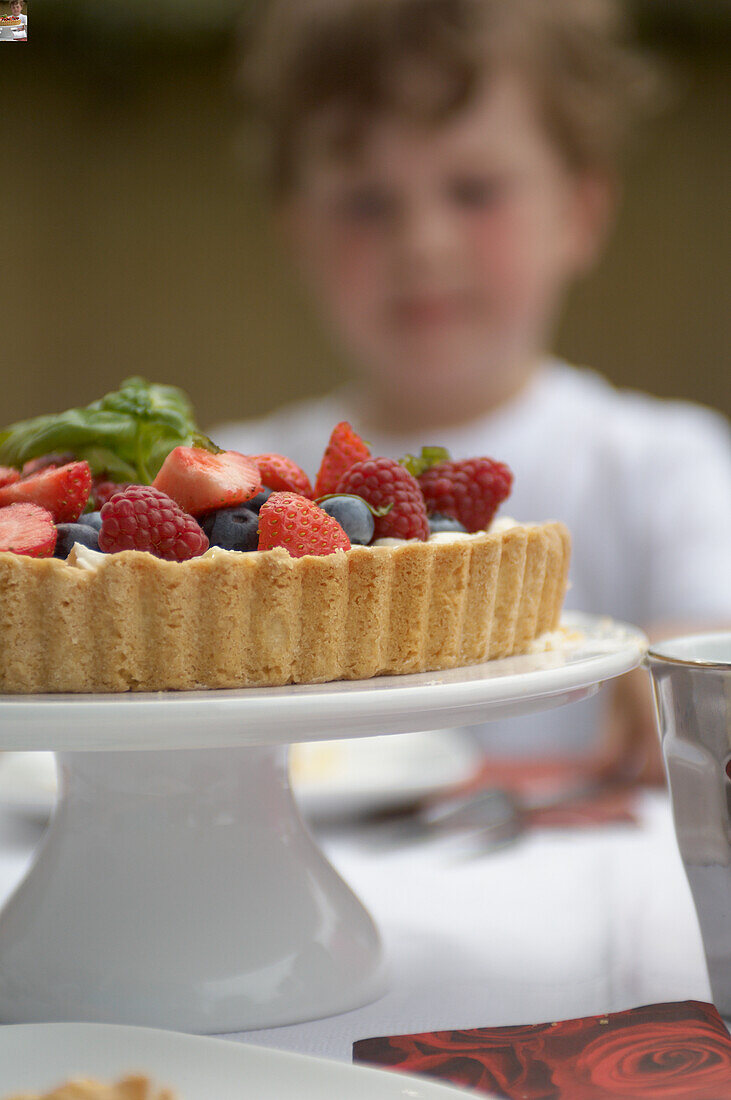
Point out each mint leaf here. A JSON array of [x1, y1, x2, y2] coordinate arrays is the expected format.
[[315, 493, 393, 517], [0, 378, 203, 484], [400, 446, 451, 478]]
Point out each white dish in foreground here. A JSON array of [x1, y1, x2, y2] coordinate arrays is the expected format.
[[291, 728, 483, 818], [0, 1023, 482, 1099]]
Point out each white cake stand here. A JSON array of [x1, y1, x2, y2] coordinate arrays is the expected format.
[[0, 612, 644, 1033]]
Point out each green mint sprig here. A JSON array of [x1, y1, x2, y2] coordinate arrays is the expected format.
[[399, 446, 451, 478], [315, 493, 393, 517], [0, 377, 207, 484]]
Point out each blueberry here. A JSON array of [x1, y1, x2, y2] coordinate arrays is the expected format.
[[318, 495, 375, 545], [82, 511, 103, 532], [54, 523, 100, 559], [244, 489, 273, 514], [428, 512, 467, 534], [200, 506, 259, 552]]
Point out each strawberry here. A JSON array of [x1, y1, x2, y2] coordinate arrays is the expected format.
[[21, 452, 77, 477], [252, 453, 313, 498], [314, 422, 370, 498], [0, 461, 92, 523], [418, 458, 513, 532], [0, 503, 57, 557], [152, 447, 262, 516], [337, 457, 429, 540], [258, 492, 351, 557], [0, 466, 20, 489]]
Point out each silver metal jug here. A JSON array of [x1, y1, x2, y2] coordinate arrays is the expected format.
[[646, 632, 731, 1015]]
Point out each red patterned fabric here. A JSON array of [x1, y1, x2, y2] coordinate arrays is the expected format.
[[353, 1001, 731, 1098], [439, 756, 639, 829]]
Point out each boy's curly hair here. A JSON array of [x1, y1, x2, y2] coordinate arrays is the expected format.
[[242, 0, 659, 193]]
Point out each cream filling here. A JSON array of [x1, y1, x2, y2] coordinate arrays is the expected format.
[[67, 543, 109, 571], [373, 517, 520, 547], [66, 517, 522, 571]]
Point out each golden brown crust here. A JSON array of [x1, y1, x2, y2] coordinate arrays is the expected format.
[[0, 522, 570, 693]]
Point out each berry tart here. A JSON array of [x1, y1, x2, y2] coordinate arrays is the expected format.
[[0, 379, 570, 693]]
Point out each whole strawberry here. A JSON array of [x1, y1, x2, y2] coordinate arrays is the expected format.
[[418, 458, 513, 533], [314, 422, 370, 498], [252, 453, 313, 498], [258, 492, 350, 558], [337, 458, 429, 541], [99, 485, 209, 561]]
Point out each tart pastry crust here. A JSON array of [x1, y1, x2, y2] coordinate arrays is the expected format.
[[0, 521, 570, 693], [6, 1075, 175, 1100]]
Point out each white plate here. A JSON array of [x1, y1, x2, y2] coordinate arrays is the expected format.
[[291, 728, 483, 819], [0, 1023, 482, 1099]]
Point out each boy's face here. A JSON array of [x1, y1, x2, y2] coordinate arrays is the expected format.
[[10, 2, 21, 14], [285, 73, 609, 410]]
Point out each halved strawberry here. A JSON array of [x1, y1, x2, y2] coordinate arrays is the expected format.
[[314, 423, 370, 498], [0, 466, 20, 489], [152, 446, 262, 516], [0, 503, 57, 557], [252, 453, 313, 498], [258, 492, 350, 558], [0, 461, 92, 523]]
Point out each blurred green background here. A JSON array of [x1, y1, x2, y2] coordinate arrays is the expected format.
[[2, 0, 729, 430]]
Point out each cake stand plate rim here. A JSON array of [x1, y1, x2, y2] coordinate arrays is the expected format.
[[0, 612, 646, 751]]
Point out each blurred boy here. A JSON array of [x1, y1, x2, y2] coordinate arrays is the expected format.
[[10, 1, 26, 33], [216, 0, 731, 779]]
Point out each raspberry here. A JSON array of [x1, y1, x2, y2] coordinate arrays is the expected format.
[[418, 458, 513, 533], [258, 492, 351, 558], [337, 458, 429, 541], [99, 486, 209, 561]]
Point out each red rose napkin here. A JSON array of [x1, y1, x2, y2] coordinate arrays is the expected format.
[[353, 1001, 731, 1099]]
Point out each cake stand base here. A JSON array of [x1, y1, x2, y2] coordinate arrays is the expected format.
[[0, 747, 385, 1033], [0, 614, 647, 1032]]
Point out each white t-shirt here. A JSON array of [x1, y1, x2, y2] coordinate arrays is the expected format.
[[212, 361, 731, 751]]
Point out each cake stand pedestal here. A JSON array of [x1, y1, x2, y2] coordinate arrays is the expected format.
[[0, 613, 645, 1033]]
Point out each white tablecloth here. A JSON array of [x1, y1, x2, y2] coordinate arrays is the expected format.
[[0, 791, 710, 1063]]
